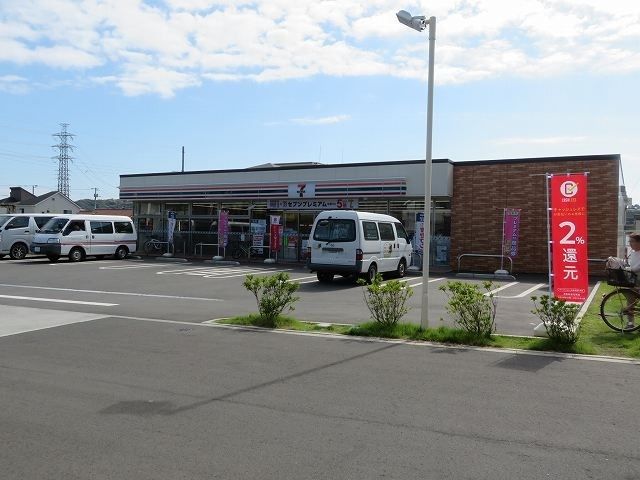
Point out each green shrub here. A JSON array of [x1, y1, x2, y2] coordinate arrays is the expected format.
[[358, 274, 413, 326], [243, 272, 300, 328], [531, 295, 580, 345], [439, 280, 497, 337]]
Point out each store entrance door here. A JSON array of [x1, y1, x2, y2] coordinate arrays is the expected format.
[[282, 211, 299, 261]]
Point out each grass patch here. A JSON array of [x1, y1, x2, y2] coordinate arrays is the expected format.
[[218, 314, 352, 334], [572, 283, 640, 358], [217, 282, 640, 359]]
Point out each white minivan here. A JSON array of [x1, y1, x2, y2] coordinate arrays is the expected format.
[[31, 214, 137, 262], [307, 210, 412, 283], [0, 213, 60, 259]]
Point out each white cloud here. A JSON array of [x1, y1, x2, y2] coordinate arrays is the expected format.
[[0, 74, 30, 94], [290, 114, 351, 125], [0, 0, 638, 96], [265, 114, 351, 126]]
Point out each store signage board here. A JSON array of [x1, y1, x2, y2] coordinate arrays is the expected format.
[[268, 199, 358, 210]]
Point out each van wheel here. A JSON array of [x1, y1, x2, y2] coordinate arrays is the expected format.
[[47, 255, 59, 262], [365, 263, 377, 284], [317, 272, 334, 283], [396, 259, 407, 278], [10, 243, 28, 260], [114, 246, 128, 260], [68, 247, 85, 262]]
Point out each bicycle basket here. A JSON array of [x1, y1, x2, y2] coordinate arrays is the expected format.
[[606, 268, 637, 287]]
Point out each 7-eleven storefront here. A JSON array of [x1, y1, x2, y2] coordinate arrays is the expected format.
[[120, 159, 454, 265]]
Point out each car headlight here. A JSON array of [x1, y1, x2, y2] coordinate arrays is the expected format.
[[47, 238, 60, 244]]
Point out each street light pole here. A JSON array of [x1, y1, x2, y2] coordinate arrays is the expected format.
[[396, 11, 436, 329]]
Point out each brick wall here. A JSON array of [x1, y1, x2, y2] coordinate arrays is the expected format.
[[450, 155, 620, 274]]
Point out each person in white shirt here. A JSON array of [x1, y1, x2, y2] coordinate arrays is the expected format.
[[626, 233, 640, 276], [623, 233, 640, 329]]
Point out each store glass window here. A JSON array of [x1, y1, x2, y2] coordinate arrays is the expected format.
[[137, 202, 161, 215], [221, 201, 250, 217], [139, 217, 154, 231], [192, 203, 217, 216], [165, 203, 189, 216]]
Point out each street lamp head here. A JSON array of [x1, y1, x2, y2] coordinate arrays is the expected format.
[[396, 10, 427, 32]]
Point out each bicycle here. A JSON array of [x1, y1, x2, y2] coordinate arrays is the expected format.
[[143, 238, 165, 255], [228, 241, 251, 260], [599, 267, 640, 332]]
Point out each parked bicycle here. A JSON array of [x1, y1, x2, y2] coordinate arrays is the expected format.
[[600, 267, 640, 332], [143, 238, 165, 255], [228, 240, 251, 260]]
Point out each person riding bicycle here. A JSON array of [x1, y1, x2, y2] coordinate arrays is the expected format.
[[611, 232, 640, 329]]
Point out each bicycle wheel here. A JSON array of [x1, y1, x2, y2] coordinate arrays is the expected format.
[[600, 289, 640, 332], [144, 240, 160, 255]]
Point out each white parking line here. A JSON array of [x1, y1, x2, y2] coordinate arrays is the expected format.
[[156, 266, 291, 279], [484, 282, 519, 296], [0, 284, 223, 302], [0, 294, 117, 306], [289, 275, 319, 281], [157, 266, 225, 275], [495, 283, 548, 299], [403, 277, 446, 287], [100, 263, 192, 270]]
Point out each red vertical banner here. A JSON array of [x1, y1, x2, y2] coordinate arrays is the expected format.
[[550, 174, 589, 302], [270, 225, 282, 252]]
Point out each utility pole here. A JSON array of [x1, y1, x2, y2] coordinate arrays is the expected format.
[[30, 185, 38, 195], [181, 146, 185, 173], [52, 123, 74, 198], [93, 187, 99, 210]]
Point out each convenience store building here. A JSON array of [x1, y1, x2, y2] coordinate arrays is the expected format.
[[119, 153, 625, 274]]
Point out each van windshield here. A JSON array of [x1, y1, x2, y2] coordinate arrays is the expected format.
[[0, 215, 12, 227], [40, 217, 69, 234], [313, 219, 356, 242]]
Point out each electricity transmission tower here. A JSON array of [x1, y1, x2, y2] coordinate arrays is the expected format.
[[52, 123, 75, 197]]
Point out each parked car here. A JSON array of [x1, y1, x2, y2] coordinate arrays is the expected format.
[[0, 213, 61, 259], [307, 210, 412, 283], [31, 214, 137, 262]]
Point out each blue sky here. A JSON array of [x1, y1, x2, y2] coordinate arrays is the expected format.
[[1, 0, 638, 203]]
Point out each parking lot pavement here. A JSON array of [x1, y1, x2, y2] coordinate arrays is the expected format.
[[1, 314, 639, 479], [0, 257, 594, 336], [0, 305, 106, 337]]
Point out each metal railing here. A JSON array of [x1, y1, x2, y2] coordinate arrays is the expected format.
[[194, 242, 221, 257]]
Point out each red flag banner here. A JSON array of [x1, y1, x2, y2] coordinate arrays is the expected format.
[[270, 224, 282, 252], [550, 174, 589, 302]]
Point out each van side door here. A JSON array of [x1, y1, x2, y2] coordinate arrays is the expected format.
[[360, 221, 382, 273], [90, 220, 115, 255], [377, 222, 397, 273], [393, 222, 412, 265], [63, 220, 89, 251]]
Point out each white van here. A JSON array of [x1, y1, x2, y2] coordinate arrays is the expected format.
[[0, 213, 61, 259], [31, 215, 137, 262], [307, 210, 412, 283]]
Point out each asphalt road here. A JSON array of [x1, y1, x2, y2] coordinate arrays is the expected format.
[[0, 256, 572, 335], [1, 314, 639, 480], [0, 256, 636, 479]]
